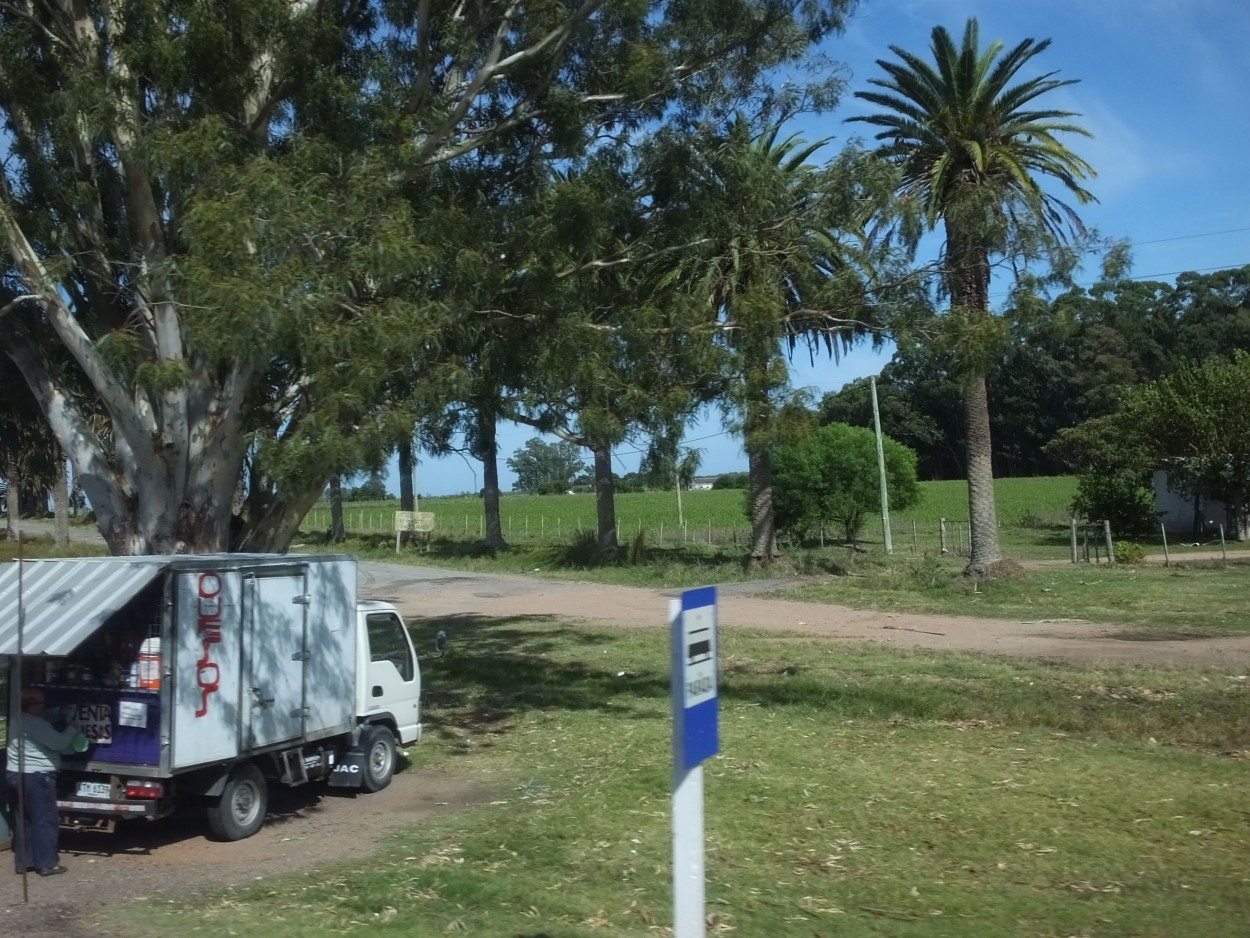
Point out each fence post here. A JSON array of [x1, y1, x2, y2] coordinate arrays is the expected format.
[[939, 518, 948, 554], [912, 521, 918, 555], [1160, 522, 1169, 567], [659, 521, 664, 545], [1070, 519, 1079, 564], [1103, 519, 1115, 564], [1219, 523, 1227, 562]]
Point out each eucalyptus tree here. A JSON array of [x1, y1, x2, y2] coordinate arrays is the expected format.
[[505, 156, 720, 557], [850, 18, 1096, 573], [0, 327, 75, 536], [0, 0, 854, 555]]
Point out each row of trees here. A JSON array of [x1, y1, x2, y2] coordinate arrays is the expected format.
[[822, 265, 1250, 481], [0, 6, 1102, 574]]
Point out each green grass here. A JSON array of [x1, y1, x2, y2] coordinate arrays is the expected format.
[[0, 533, 106, 562], [302, 476, 1081, 543], [770, 554, 1250, 634], [98, 621, 1250, 938]]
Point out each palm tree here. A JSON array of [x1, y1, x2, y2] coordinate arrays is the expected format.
[[658, 121, 872, 563], [850, 18, 1095, 574]]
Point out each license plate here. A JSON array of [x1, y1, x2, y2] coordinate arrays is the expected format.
[[76, 781, 111, 799]]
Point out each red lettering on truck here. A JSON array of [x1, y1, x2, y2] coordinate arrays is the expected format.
[[195, 572, 222, 717]]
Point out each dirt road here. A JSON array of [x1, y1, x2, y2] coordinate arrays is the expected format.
[[0, 768, 486, 936], [359, 562, 1250, 669]]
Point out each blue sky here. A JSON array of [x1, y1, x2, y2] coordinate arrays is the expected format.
[[402, 0, 1250, 497]]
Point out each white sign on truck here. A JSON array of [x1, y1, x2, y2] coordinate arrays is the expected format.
[[0, 553, 424, 841]]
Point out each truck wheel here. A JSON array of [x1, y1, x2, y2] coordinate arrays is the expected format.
[[361, 725, 396, 793], [207, 762, 269, 841]]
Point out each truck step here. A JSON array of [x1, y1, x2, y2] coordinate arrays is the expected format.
[[278, 747, 310, 785]]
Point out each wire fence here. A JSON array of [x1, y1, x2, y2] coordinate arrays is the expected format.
[[302, 506, 1003, 555]]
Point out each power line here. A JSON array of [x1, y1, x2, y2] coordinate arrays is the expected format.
[[1130, 226, 1250, 247]]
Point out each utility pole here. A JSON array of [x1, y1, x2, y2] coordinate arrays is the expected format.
[[871, 376, 892, 554]]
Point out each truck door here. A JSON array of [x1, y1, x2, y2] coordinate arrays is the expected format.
[[364, 611, 421, 742], [243, 571, 308, 749]]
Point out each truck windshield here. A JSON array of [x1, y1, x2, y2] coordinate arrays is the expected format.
[[366, 613, 414, 681]]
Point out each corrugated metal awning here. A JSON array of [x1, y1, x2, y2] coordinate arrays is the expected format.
[[0, 557, 169, 656]]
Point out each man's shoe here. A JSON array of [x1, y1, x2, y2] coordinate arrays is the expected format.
[[35, 865, 67, 876]]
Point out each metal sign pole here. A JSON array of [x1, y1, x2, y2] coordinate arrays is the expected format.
[[13, 537, 30, 900], [671, 587, 718, 938]]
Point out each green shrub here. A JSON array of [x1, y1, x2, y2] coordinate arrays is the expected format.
[[771, 423, 920, 544], [1115, 540, 1147, 564]]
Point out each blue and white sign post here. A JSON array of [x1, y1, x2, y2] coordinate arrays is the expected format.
[[670, 586, 718, 938]]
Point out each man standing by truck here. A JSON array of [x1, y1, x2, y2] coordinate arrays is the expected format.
[[6, 687, 79, 876]]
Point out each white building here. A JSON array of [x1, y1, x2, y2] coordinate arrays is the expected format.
[[1153, 470, 1248, 541]]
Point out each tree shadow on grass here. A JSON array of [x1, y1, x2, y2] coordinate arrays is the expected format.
[[416, 614, 1007, 746], [417, 614, 670, 747], [415, 614, 1250, 751]]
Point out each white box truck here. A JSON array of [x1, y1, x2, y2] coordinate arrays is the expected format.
[[0, 553, 423, 841]]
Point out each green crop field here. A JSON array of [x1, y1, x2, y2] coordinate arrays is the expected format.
[[302, 476, 1080, 554]]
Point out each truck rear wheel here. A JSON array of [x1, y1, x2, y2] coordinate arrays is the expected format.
[[207, 762, 269, 841], [361, 725, 396, 793]]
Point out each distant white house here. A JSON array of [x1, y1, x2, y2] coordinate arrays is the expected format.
[[688, 476, 718, 491], [1154, 470, 1248, 541]]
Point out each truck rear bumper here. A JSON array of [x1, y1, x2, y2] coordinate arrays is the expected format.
[[58, 799, 159, 818]]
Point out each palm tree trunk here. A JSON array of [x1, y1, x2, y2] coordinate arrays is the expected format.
[[947, 224, 1002, 576], [748, 446, 778, 563], [592, 444, 618, 557], [963, 372, 1002, 573]]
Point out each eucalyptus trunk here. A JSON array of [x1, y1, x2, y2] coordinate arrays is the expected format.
[[592, 444, 619, 557], [398, 439, 416, 513], [328, 476, 346, 542], [53, 450, 69, 547], [4, 456, 17, 539], [398, 437, 415, 547], [477, 411, 506, 550]]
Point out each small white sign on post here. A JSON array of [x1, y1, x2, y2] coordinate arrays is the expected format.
[[394, 511, 436, 552], [670, 586, 718, 938]]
